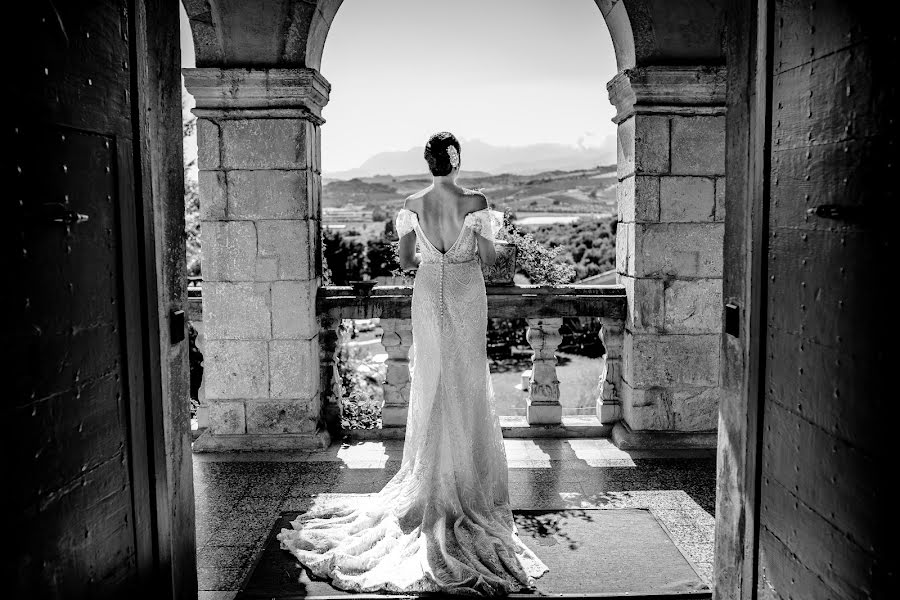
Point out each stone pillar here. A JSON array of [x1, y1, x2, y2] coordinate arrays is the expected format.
[[185, 68, 330, 451], [525, 317, 563, 425], [380, 318, 412, 428], [597, 317, 624, 424], [319, 314, 342, 436], [608, 66, 725, 447]]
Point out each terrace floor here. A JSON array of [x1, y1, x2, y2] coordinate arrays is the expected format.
[[193, 438, 717, 598]]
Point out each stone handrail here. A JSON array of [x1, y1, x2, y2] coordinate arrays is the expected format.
[[318, 284, 626, 431], [318, 284, 626, 319]]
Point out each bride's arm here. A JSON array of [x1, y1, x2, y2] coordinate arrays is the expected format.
[[398, 231, 420, 270], [397, 200, 420, 270], [476, 231, 496, 266], [470, 193, 496, 266]]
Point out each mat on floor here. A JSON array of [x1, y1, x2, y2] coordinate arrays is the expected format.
[[237, 508, 710, 599]]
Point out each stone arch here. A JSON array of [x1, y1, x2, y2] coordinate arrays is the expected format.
[[594, 0, 637, 71], [303, 1, 724, 80], [183, 0, 730, 450], [181, 0, 222, 66], [595, 0, 726, 71], [181, 0, 341, 68], [307, 0, 638, 79], [180, 0, 725, 106], [304, 0, 343, 71]]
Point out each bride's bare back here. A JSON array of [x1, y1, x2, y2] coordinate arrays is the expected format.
[[405, 184, 487, 252], [399, 184, 496, 268]]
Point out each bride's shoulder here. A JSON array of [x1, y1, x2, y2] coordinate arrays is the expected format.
[[400, 196, 420, 215], [402, 187, 432, 213], [396, 196, 420, 237], [458, 188, 488, 212]]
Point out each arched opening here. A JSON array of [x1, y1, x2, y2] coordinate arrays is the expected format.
[[317, 0, 619, 428]]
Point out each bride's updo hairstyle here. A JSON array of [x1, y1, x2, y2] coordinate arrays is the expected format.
[[424, 132, 461, 176]]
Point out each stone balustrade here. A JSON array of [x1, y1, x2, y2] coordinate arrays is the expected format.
[[189, 283, 626, 438], [316, 284, 627, 434]]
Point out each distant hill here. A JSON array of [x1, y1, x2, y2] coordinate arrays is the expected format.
[[325, 138, 616, 180], [322, 165, 619, 218]]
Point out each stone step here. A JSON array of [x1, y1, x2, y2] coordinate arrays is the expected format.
[[337, 415, 614, 442], [499, 415, 613, 438]]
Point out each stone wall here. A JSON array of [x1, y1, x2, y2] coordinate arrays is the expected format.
[[185, 68, 331, 450], [609, 66, 726, 446]]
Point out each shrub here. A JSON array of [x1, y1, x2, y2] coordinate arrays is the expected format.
[[497, 209, 576, 286], [335, 322, 385, 429]]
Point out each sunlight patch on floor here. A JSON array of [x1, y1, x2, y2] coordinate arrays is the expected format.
[[334, 441, 392, 468], [566, 438, 636, 467], [504, 439, 554, 467]]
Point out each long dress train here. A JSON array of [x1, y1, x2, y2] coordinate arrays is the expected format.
[[277, 207, 548, 595]]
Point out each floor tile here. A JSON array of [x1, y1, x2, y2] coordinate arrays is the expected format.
[[191, 440, 717, 594]]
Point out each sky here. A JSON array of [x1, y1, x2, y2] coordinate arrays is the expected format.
[[180, 0, 618, 173]]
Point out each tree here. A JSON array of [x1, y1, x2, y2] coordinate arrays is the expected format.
[[365, 221, 400, 279], [322, 229, 366, 284], [183, 95, 201, 277], [525, 216, 616, 282]]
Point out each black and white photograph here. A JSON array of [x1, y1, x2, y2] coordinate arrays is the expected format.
[[10, 0, 894, 598]]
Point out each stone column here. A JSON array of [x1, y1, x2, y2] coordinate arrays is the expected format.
[[184, 68, 330, 451], [319, 313, 342, 436], [380, 318, 412, 428], [608, 66, 725, 446], [597, 317, 624, 424], [525, 317, 563, 425]]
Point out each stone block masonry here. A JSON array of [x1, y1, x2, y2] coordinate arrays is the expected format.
[[660, 176, 715, 222], [185, 68, 331, 451], [607, 66, 726, 445], [204, 340, 269, 400]]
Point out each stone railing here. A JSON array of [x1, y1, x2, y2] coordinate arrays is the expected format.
[[318, 284, 627, 436]]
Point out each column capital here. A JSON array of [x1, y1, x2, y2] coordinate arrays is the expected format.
[[607, 65, 726, 124], [183, 67, 331, 123]]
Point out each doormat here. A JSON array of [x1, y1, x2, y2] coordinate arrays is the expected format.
[[237, 508, 710, 599]]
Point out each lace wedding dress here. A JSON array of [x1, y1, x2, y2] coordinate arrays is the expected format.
[[278, 207, 548, 595]]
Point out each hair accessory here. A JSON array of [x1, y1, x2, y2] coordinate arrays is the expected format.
[[447, 145, 460, 168]]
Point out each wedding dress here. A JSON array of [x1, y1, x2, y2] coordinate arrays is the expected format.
[[278, 207, 548, 595]]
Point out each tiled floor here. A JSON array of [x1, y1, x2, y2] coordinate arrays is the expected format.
[[193, 438, 717, 599]]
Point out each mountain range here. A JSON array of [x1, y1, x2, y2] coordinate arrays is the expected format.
[[325, 138, 616, 180]]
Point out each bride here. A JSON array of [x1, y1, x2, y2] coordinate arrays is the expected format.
[[278, 132, 548, 595]]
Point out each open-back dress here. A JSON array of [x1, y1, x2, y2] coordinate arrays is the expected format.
[[277, 206, 548, 595]]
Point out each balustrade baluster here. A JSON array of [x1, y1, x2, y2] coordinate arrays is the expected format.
[[319, 314, 343, 434], [597, 317, 624, 424], [525, 317, 564, 425], [380, 318, 413, 427]]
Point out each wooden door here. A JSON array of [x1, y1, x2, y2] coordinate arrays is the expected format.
[[9, 1, 168, 596], [717, 1, 895, 598], [756, 1, 894, 597]]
